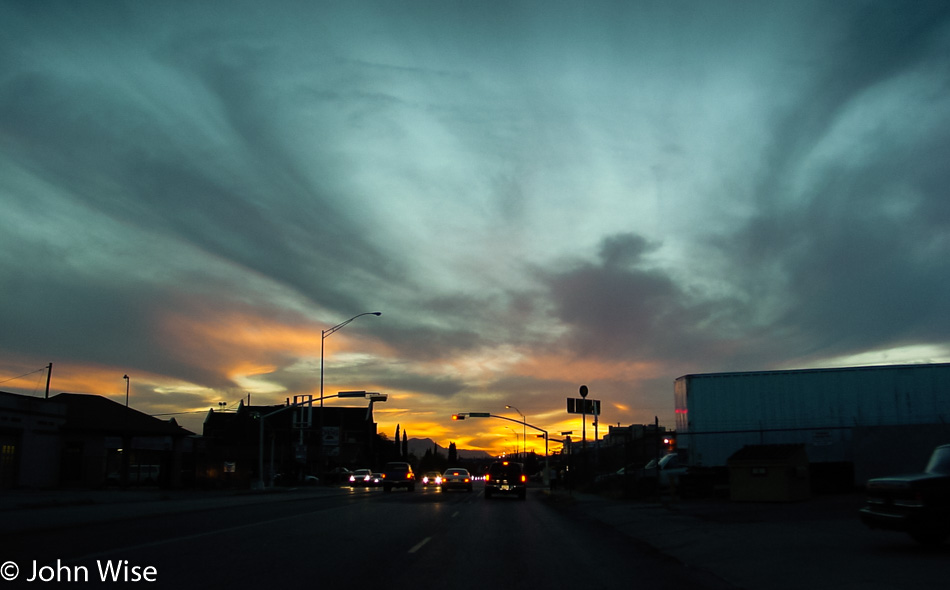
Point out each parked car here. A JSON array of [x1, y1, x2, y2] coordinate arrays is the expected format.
[[859, 444, 950, 545], [422, 472, 442, 487], [441, 468, 473, 492], [485, 461, 526, 500], [382, 461, 416, 492], [639, 453, 688, 489], [349, 468, 374, 487]]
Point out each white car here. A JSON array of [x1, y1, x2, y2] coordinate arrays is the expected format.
[[441, 468, 473, 492], [639, 453, 687, 488]]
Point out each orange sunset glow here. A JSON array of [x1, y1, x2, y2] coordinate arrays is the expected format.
[[4, 0, 949, 475]]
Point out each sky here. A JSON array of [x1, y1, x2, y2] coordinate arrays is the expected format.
[[3, 0, 950, 456]]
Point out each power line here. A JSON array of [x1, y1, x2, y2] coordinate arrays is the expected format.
[[0, 366, 47, 386]]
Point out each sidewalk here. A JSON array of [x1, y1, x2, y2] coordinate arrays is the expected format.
[[0, 486, 345, 536], [540, 489, 944, 590]]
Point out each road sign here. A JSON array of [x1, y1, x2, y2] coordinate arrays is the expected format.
[[566, 398, 600, 415]]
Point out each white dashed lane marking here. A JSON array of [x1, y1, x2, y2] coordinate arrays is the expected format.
[[408, 536, 431, 554]]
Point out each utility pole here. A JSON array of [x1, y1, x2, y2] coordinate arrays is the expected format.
[[44, 362, 52, 399]]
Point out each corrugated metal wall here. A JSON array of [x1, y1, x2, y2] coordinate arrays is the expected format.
[[676, 363, 950, 469]]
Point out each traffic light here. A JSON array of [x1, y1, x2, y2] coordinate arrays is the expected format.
[[452, 413, 465, 420]]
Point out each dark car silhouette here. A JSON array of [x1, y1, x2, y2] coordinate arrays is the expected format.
[[485, 460, 526, 500]]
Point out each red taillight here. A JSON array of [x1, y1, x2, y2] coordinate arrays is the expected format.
[[381, 474, 386, 478], [520, 474, 526, 483]]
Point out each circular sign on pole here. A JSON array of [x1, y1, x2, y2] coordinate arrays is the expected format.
[[579, 385, 588, 398]]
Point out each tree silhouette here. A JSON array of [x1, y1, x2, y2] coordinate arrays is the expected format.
[[448, 441, 457, 464], [393, 425, 401, 461]]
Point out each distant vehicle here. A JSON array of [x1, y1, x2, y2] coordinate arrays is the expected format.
[[485, 461, 526, 500], [422, 472, 442, 487], [382, 462, 415, 492], [441, 468, 473, 492], [326, 467, 352, 484], [859, 444, 950, 545], [349, 469, 374, 487]]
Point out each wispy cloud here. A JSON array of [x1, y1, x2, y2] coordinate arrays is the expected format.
[[2, 1, 949, 451]]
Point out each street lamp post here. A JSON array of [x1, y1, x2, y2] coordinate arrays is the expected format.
[[505, 426, 519, 459], [506, 405, 525, 461], [318, 312, 381, 474], [320, 312, 382, 407]]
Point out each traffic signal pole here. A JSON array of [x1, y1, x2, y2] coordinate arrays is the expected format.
[[451, 412, 550, 486]]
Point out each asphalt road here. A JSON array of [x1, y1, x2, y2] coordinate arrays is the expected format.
[[5, 484, 732, 589]]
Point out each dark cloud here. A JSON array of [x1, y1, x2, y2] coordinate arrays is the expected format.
[[2, 1, 949, 435], [541, 232, 734, 365]]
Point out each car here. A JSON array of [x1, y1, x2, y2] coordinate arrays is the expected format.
[[638, 453, 688, 489], [422, 471, 443, 487], [348, 468, 374, 487], [441, 468, 473, 492], [484, 460, 526, 500], [859, 444, 950, 545], [382, 461, 415, 492], [326, 467, 352, 484], [369, 473, 384, 487]]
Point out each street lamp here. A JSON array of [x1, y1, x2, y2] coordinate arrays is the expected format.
[[505, 426, 519, 459], [320, 312, 382, 408], [506, 404, 525, 461], [123, 374, 130, 407], [318, 312, 381, 476]]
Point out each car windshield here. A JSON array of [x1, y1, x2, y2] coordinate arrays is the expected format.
[[925, 446, 950, 474]]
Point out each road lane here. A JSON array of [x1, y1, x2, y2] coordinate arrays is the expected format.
[[399, 487, 734, 589], [4, 486, 732, 589]]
